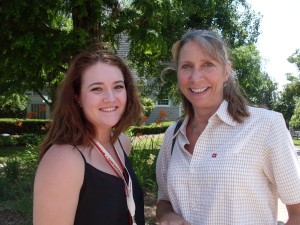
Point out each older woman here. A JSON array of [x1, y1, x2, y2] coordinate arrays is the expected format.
[[156, 29, 300, 225]]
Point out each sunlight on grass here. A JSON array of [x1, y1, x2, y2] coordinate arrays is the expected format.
[[0, 147, 30, 163], [131, 134, 164, 150], [294, 139, 300, 147]]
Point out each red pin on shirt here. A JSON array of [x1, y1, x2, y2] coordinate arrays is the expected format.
[[212, 153, 217, 158]]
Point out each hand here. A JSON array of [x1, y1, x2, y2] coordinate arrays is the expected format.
[[285, 203, 300, 225], [159, 212, 191, 225]]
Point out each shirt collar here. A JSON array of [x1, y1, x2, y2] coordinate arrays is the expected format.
[[173, 100, 237, 139], [213, 100, 237, 127]]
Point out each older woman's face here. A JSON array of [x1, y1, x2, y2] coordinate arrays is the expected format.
[[177, 40, 230, 114]]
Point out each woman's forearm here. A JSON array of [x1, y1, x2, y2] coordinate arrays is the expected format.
[[156, 200, 175, 222]]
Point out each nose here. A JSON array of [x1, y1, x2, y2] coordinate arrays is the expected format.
[[190, 67, 204, 83], [103, 89, 116, 102]]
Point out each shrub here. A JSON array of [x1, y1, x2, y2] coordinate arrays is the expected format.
[[290, 98, 300, 129], [129, 149, 159, 192], [0, 118, 50, 135], [0, 134, 43, 148], [17, 133, 43, 146], [0, 148, 38, 225], [0, 136, 18, 147], [141, 97, 155, 117]]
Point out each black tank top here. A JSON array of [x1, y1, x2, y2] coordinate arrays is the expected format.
[[74, 145, 145, 225]]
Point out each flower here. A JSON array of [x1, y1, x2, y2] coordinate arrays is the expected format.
[[155, 119, 162, 125], [146, 154, 156, 165], [136, 132, 142, 137], [141, 115, 148, 122], [159, 109, 167, 119]]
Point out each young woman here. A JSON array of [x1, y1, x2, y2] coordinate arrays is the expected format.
[[33, 50, 145, 225]]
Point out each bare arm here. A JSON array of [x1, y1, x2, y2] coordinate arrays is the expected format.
[[286, 203, 300, 225], [33, 145, 84, 225], [156, 200, 191, 225]]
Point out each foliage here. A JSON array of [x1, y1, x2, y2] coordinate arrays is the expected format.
[[0, 94, 28, 118], [0, 0, 123, 109], [0, 118, 50, 135], [126, 0, 261, 99], [0, 133, 43, 148], [231, 44, 277, 108], [0, 147, 38, 225], [274, 49, 300, 123], [0, 93, 28, 111], [288, 49, 300, 73], [130, 134, 164, 151], [0, 136, 18, 147], [126, 121, 173, 136], [0, 0, 261, 109], [129, 149, 159, 192], [141, 96, 155, 117], [294, 139, 300, 147], [290, 98, 300, 129], [273, 74, 300, 124]]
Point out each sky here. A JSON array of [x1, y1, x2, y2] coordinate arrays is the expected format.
[[246, 0, 300, 90]]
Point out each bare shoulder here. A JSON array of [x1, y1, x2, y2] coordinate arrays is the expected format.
[[33, 144, 85, 224], [35, 144, 84, 186], [118, 133, 132, 156], [38, 144, 84, 169]]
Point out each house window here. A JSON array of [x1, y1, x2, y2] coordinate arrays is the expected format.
[[30, 104, 46, 119], [156, 99, 170, 107]]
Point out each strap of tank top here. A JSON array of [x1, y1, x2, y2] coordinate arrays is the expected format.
[[117, 138, 125, 153], [74, 146, 87, 163]]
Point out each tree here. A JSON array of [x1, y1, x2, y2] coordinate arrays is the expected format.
[[290, 97, 300, 129], [0, 0, 261, 109], [273, 74, 300, 124], [273, 49, 300, 124], [140, 97, 155, 118], [288, 49, 300, 73], [0, 94, 28, 118], [231, 44, 277, 108], [0, 0, 123, 110], [125, 0, 261, 98]]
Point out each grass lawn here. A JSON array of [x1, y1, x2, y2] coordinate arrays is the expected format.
[[294, 139, 300, 147], [0, 146, 34, 163]]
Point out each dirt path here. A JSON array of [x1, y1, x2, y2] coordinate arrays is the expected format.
[[144, 191, 158, 225]]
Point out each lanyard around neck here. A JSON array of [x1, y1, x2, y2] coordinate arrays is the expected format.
[[90, 139, 137, 225]]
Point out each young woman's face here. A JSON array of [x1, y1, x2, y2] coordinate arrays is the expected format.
[[78, 62, 127, 131], [177, 40, 230, 113]]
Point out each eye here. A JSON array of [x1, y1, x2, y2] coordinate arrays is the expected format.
[[202, 62, 214, 68], [181, 64, 192, 69], [115, 84, 125, 90], [91, 87, 102, 92]]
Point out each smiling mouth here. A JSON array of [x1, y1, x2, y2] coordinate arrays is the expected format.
[[190, 87, 208, 93], [100, 107, 117, 112]]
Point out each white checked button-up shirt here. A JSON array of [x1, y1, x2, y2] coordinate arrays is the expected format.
[[156, 101, 300, 225]]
